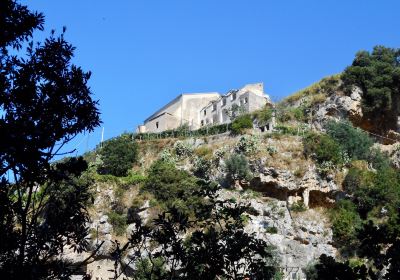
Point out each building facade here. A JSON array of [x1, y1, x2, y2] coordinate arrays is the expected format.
[[138, 93, 220, 133], [138, 83, 273, 133], [199, 83, 271, 127]]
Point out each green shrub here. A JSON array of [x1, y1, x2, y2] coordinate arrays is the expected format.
[[193, 157, 213, 179], [266, 227, 278, 234], [330, 200, 362, 247], [174, 140, 193, 159], [231, 114, 253, 135], [121, 171, 147, 187], [98, 134, 139, 177], [143, 160, 203, 216], [234, 135, 260, 155], [108, 211, 127, 236], [159, 148, 176, 164], [303, 133, 343, 165], [252, 107, 273, 125], [343, 165, 400, 219], [326, 121, 373, 160], [134, 257, 167, 280], [290, 201, 307, 212], [368, 148, 391, 170], [274, 125, 299, 135], [225, 154, 251, 181]]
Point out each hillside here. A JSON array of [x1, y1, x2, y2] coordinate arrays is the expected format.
[[64, 94, 400, 279]]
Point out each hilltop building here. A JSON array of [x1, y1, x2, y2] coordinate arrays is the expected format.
[[137, 83, 273, 133]]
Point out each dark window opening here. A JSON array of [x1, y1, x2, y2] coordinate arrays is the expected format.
[[156, 122, 159, 129]]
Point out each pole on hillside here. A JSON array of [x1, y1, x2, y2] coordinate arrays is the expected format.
[[100, 127, 104, 148]]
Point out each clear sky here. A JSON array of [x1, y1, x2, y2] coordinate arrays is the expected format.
[[22, 0, 400, 154]]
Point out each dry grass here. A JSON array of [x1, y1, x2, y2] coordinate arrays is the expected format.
[[259, 135, 311, 172], [281, 74, 341, 105]]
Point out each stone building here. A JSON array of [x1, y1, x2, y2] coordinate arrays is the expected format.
[[138, 93, 220, 133], [199, 83, 272, 127], [137, 83, 273, 133]]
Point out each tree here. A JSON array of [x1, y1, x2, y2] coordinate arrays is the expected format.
[[142, 160, 202, 216], [231, 114, 253, 135], [98, 134, 139, 176], [0, 1, 100, 279], [116, 182, 279, 279], [341, 46, 400, 133], [326, 121, 373, 161], [225, 154, 252, 182]]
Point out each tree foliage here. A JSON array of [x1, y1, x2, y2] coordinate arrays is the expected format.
[[118, 182, 279, 279], [231, 114, 253, 135], [342, 46, 400, 132], [98, 134, 139, 176], [143, 160, 203, 216], [0, 1, 100, 278], [303, 133, 343, 165], [326, 121, 373, 160], [225, 154, 252, 182]]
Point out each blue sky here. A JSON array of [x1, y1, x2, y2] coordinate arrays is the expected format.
[[22, 0, 400, 154]]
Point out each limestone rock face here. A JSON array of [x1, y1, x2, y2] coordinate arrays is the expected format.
[[314, 87, 363, 130], [218, 190, 336, 277], [250, 166, 339, 208]]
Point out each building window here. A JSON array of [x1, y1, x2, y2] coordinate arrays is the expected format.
[[212, 103, 217, 111], [203, 109, 206, 116], [201, 120, 204, 126], [244, 97, 248, 104], [222, 98, 227, 106], [156, 122, 159, 129], [213, 114, 219, 124], [231, 92, 237, 101]]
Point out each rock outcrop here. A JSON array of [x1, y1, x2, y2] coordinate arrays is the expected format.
[[219, 190, 336, 278], [249, 165, 339, 208]]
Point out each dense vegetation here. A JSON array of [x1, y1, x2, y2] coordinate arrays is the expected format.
[[342, 46, 400, 133], [142, 160, 203, 216], [0, 1, 100, 278], [98, 134, 139, 176], [303, 122, 400, 279], [124, 182, 279, 279]]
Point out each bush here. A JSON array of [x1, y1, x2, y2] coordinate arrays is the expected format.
[[231, 114, 253, 135], [225, 154, 251, 181], [174, 140, 193, 159], [303, 133, 343, 165], [266, 227, 278, 234], [98, 134, 139, 177], [143, 160, 203, 216], [234, 135, 260, 155], [326, 121, 373, 160], [274, 125, 299, 135], [121, 171, 147, 187], [193, 157, 213, 179], [108, 211, 127, 236], [159, 148, 176, 164], [252, 107, 273, 125], [330, 200, 362, 247], [290, 201, 307, 212]]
